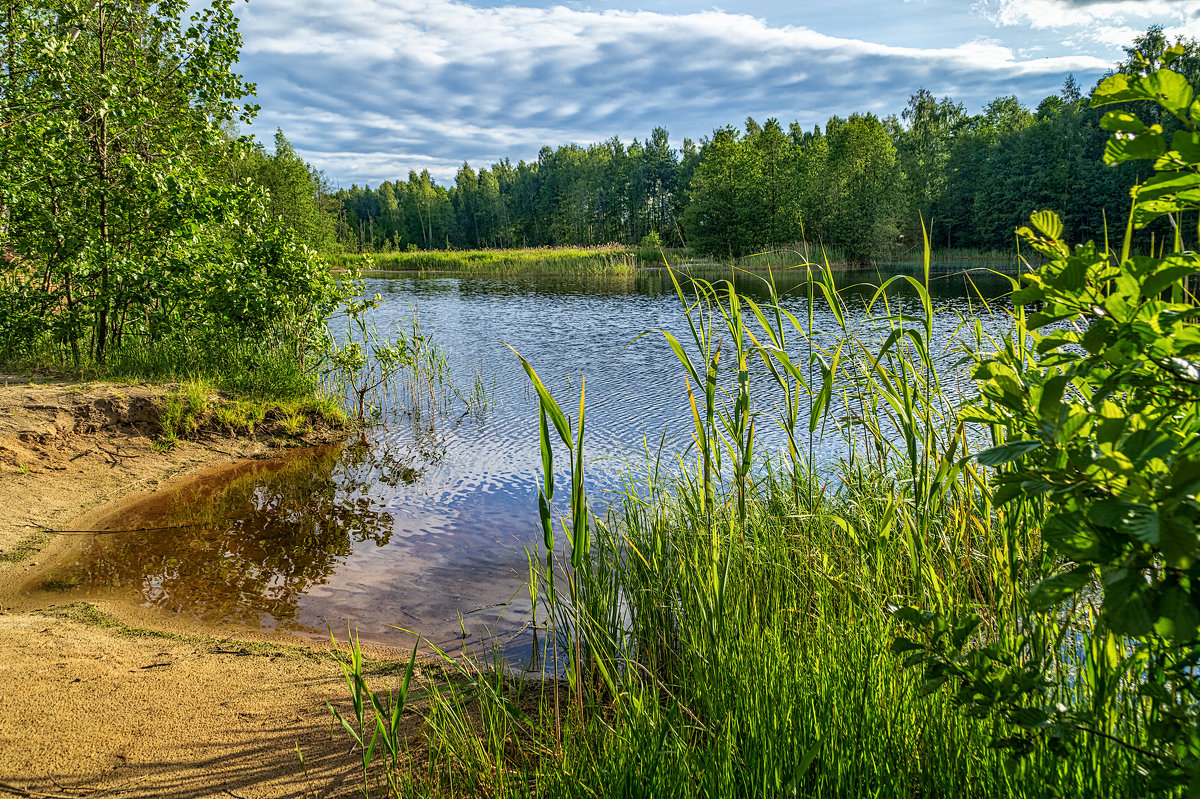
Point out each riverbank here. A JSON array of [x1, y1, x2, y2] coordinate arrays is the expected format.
[[328, 244, 1026, 277], [0, 378, 410, 799]]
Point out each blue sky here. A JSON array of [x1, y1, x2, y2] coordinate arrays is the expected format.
[[233, 0, 1200, 186]]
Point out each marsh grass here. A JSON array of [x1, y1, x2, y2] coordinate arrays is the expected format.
[[331, 246, 649, 276], [334, 234, 1162, 797]]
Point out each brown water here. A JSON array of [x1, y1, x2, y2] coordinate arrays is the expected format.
[[24, 267, 1011, 661], [31, 438, 536, 657]]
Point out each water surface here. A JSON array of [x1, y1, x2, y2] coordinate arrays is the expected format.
[[30, 266, 1014, 658]]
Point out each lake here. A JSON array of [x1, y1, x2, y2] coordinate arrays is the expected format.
[[27, 265, 1014, 661]]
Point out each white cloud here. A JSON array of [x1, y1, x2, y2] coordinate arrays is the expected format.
[[237, 0, 1112, 185], [981, 0, 1200, 33]]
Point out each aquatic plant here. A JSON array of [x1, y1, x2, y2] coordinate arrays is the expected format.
[[329, 61, 1200, 798], [327, 628, 419, 799], [321, 266, 460, 423]]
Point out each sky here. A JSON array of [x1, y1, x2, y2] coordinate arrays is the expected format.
[[232, 0, 1200, 187]]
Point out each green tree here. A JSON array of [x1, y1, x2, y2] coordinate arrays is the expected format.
[[682, 125, 766, 258], [898, 89, 965, 241], [1, 0, 335, 368], [823, 113, 904, 260], [241, 130, 337, 252]]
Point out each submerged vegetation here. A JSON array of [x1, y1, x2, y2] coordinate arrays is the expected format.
[[322, 279, 460, 423], [331, 57, 1200, 798]]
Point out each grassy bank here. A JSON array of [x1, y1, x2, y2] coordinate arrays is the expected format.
[[327, 246, 658, 275], [327, 243, 1027, 277]]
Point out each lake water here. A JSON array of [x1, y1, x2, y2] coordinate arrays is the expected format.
[[28, 265, 1014, 660]]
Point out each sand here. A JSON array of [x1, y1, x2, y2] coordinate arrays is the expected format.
[[0, 378, 414, 799]]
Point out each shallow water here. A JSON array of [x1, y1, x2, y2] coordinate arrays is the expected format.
[[30, 266, 1013, 660]]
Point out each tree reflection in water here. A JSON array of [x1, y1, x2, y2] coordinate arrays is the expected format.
[[38, 435, 444, 630]]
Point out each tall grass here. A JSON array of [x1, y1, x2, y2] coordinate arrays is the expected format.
[[329, 246, 658, 275], [731, 243, 1044, 272], [337, 241, 1159, 797], [2, 319, 326, 402]]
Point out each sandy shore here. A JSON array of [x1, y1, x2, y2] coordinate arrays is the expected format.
[[0, 378, 413, 799]]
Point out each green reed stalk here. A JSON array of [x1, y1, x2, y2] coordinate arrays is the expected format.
[[339, 237, 1156, 797]]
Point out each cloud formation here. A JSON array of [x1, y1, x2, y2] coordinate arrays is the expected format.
[[981, 0, 1200, 46], [237, 0, 1110, 186]]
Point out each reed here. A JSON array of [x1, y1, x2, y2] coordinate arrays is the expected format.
[[329, 246, 649, 276], [335, 232, 1168, 796]]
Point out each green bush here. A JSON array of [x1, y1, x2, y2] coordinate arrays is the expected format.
[[897, 51, 1200, 792]]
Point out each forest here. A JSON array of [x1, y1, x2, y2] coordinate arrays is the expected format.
[[324, 28, 1197, 262]]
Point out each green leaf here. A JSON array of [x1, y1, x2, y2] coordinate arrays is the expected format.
[[1103, 570, 1157, 636], [1163, 43, 1188, 68], [1028, 565, 1094, 610], [992, 479, 1026, 507], [1042, 513, 1104, 560], [1089, 500, 1161, 545], [1038, 375, 1068, 419], [950, 615, 982, 649], [1029, 210, 1063, 241], [1099, 111, 1148, 134], [977, 440, 1042, 467], [1170, 129, 1200, 164], [1167, 457, 1200, 500], [1154, 582, 1199, 641], [1133, 171, 1200, 202], [890, 638, 926, 655], [1105, 133, 1167, 165], [1091, 73, 1145, 106], [1144, 69, 1194, 118], [571, 377, 589, 570], [1158, 514, 1198, 569], [1082, 319, 1114, 355], [506, 344, 572, 446], [1142, 264, 1198, 297], [1009, 707, 1051, 730]]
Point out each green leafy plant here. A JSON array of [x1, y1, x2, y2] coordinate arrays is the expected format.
[[327, 628, 419, 799], [895, 50, 1200, 793], [160, 380, 212, 443], [324, 290, 414, 423]]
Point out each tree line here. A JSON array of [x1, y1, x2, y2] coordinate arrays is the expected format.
[[330, 28, 1194, 262]]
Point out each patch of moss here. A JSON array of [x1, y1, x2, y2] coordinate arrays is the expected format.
[[34, 602, 327, 659], [0, 528, 52, 563]]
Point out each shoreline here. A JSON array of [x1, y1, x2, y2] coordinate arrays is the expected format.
[[0, 377, 408, 798]]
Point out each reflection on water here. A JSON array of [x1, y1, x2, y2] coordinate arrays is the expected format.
[[37, 445, 393, 628], [30, 266, 1014, 660]]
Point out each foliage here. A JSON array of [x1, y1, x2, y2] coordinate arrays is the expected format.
[[334, 251, 1173, 796], [636, 231, 664, 263], [328, 245, 649, 275], [0, 0, 339, 381], [327, 628, 418, 799], [157, 379, 342, 445], [320, 267, 458, 422], [235, 130, 339, 253], [895, 55, 1200, 793], [160, 381, 212, 443], [324, 289, 415, 422]]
